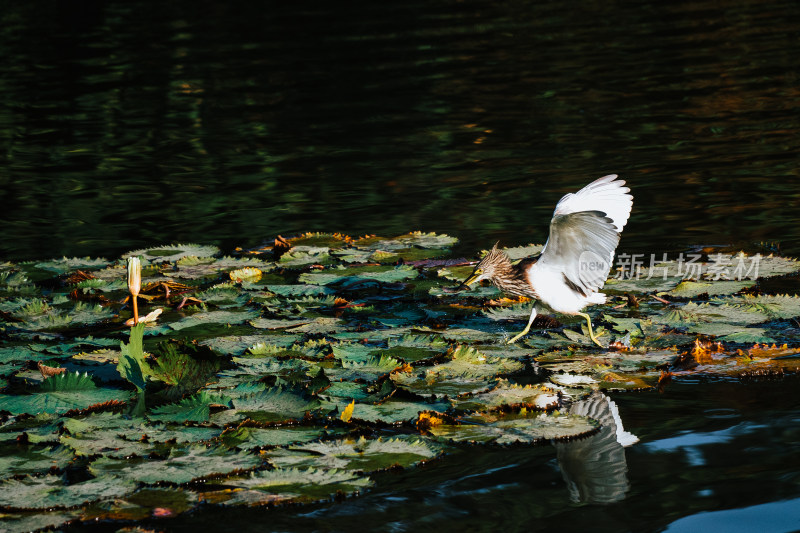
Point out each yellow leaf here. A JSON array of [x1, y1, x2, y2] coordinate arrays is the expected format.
[[229, 267, 263, 283], [340, 400, 355, 422]]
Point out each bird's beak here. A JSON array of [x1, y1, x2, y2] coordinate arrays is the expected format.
[[456, 272, 481, 291]]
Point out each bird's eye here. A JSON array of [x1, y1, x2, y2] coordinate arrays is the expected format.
[[475, 268, 483, 275]]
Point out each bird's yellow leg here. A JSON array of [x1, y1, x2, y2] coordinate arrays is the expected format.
[[507, 305, 537, 344], [578, 312, 603, 348]]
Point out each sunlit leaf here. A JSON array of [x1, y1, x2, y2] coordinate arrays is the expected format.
[[212, 467, 372, 505], [428, 410, 598, 444]]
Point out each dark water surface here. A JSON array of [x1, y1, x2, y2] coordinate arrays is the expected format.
[[3, 0, 800, 531], [2, 0, 800, 260]]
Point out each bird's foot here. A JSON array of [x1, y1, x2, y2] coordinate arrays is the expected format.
[[588, 331, 604, 348], [578, 312, 605, 348], [507, 326, 532, 344]]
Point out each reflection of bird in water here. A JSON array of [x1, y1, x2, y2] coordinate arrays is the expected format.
[[554, 391, 638, 504], [459, 175, 633, 346]]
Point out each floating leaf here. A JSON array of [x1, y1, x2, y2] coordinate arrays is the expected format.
[[428, 410, 598, 444], [666, 280, 755, 298], [89, 446, 263, 484], [123, 244, 220, 263], [212, 467, 372, 505], [0, 474, 137, 510], [269, 436, 441, 472], [0, 445, 74, 479], [34, 257, 110, 274], [0, 372, 126, 415], [391, 346, 523, 397], [149, 391, 232, 423], [451, 381, 561, 411], [230, 267, 263, 283], [231, 387, 321, 422], [169, 309, 261, 331]]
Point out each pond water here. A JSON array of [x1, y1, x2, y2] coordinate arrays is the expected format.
[[2, 0, 800, 531]]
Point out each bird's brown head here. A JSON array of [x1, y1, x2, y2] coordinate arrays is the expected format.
[[459, 242, 512, 289]]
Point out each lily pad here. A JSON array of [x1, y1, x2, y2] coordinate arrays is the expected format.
[[0, 474, 137, 510], [212, 467, 372, 505], [123, 244, 220, 263], [428, 410, 598, 444], [268, 436, 441, 472], [391, 346, 524, 397], [89, 446, 263, 484]]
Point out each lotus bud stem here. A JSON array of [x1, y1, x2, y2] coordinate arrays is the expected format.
[[127, 256, 141, 325]]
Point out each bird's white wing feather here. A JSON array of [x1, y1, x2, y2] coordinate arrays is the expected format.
[[538, 175, 633, 294], [552, 174, 632, 232]]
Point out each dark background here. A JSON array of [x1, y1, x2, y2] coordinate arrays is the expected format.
[[2, 0, 799, 261]]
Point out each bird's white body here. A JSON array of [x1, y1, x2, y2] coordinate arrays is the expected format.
[[527, 266, 606, 315]]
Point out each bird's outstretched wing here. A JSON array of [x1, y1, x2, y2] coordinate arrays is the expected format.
[[538, 175, 633, 294]]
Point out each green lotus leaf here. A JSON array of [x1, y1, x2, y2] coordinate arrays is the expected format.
[[89, 445, 263, 484], [653, 302, 770, 328], [217, 358, 313, 388], [169, 309, 261, 331], [213, 467, 372, 505], [428, 410, 598, 444], [603, 274, 683, 293], [123, 244, 220, 262], [0, 509, 79, 532], [219, 426, 340, 449], [286, 317, 347, 334], [278, 247, 331, 267], [331, 248, 374, 263], [666, 280, 755, 298], [712, 294, 800, 320], [369, 345, 440, 363], [326, 355, 402, 381], [73, 278, 128, 293], [230, 386, 321, 422], [149, 391, 232, 423], [299, 265, 418, 286], [250, 317, 311, 330], [166, 256, 272, 280], [0, 474, 137, 510], [81, 486, 196, 522], [117, 323, 147, 392], [60, 431, 155, 458], [284, 232, 351, 250], [0, 445, 75, 479], [0, 414, 61, 444], [146, 340, 227, 398], [451, 380, 561, 411], [200, 334, 294, 356], [319, 381, 393, 403], [429, 284, 501, 299], [0, 345, 54, 364], [354, 232, 457, 251], [0, 372, 127, 415], [323, 398, 449, 424], [502, 244, 545, 261], [33, 257, 111, 274], [264, 284, 336, 297], [330, 342, 377, 363], [391, 346, 523, 397], [718, 253, 800, 278], [388, 334, 449, 350], [268, 435, 441, 472], [482, 303, 536, 321], [717, 329, 777, 343]]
